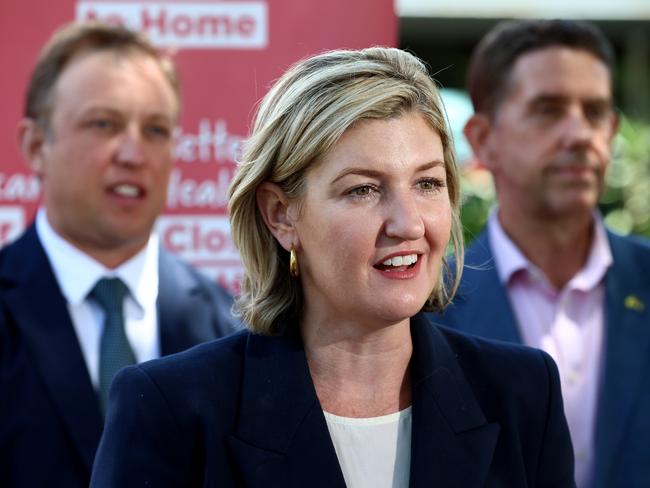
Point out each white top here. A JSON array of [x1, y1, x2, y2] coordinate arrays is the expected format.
[[36, 208, 160, 388], [324, 407, 412, 488], [488, 210, 612, 488]]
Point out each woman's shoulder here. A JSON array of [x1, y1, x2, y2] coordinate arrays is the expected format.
[[115, 330, 252, 403], [147, 328, 248, 368], [439, 324, 551, 366], [438, 324, 556, 383], [432, 323, 560, 417], [414, 314, 558, 401]]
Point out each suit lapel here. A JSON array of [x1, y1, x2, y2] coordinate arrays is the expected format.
[[451, 232, 522, 343], [227, 316, 499, 487], [594, 233, 650, 485], [226, 328, 346, 488], [409, 314, 500, 487], [0, 226, 103, 473], [157, 249, 216, 355]]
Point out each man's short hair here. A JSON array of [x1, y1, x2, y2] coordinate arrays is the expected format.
[[467, 19, 615, 115], [25, 21, 180, 127]]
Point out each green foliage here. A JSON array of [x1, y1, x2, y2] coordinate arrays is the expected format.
[[600, 116, 650, 237], [458, 116, 650, 244], [459, 165, 494, 244]]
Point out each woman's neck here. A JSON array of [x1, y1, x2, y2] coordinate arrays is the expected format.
[[301, 317, 413, 418]]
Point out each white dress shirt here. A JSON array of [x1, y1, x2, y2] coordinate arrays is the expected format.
[[36, 208, 160, 389], [488, 210, 613, 488]]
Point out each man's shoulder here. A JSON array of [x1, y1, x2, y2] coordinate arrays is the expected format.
[[0, 222, 37, 251], [159, 247, 229, 295], [445, 229, 496, 291], [607, 231, 650, 272], [447, 229, 500, 297], [608, 230, 650, 252], [0, 224, 45, 283], [158, 247, 241, 334], [158, 247, 237, 307], [459, 229, 493, 266]]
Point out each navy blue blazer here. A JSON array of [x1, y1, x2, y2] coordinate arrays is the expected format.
[[91, 313, 575, 487], [433, 230, 650, 488], [0, 224, 240, 488]]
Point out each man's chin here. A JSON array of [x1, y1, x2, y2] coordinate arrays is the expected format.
[[548, 195, 599, 218]]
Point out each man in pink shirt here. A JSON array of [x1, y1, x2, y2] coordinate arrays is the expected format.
[[434, 19, 650, 488]]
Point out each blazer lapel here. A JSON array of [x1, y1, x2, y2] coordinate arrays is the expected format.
[[0, 226, 103, 473], [157, 249, 217, 355], [226, 315, 499, 487], [409, 314, 500, 487], [594, 233, 650, 485], [449, 231, 522, 343], [227, 328, 346, 488]]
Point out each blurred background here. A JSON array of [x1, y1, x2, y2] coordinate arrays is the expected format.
[[1, 0, 649, 286], [397, 0, 650, 242]]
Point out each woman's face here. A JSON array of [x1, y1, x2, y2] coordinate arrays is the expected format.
[[292, 111, 452, 328]]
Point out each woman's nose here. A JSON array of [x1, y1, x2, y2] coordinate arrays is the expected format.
[[383, 191, 425, 241]]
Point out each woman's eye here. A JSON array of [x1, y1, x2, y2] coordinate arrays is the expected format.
[[347, 185, 377, 199], [417, 178, 444, 191], [353, 186, 371, 196]]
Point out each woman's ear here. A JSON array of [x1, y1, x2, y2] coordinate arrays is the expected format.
[[256, 182, 298, 252]]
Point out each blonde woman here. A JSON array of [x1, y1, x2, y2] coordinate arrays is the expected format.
[[91, 47, 575, 487]]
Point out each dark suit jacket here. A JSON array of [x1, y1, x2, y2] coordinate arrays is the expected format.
[[90, 313, 575, 487], [433, 230, 650, 488], [0, 224, 240, 488]]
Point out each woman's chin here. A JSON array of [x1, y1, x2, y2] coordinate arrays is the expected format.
[[373, 299, 427, 325]]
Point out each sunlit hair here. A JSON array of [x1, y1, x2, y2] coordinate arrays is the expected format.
[[229, 47, 463, 334], [25, 20, 180, 129]]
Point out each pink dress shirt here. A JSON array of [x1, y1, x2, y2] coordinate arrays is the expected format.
[[488, 211, 613, 488]]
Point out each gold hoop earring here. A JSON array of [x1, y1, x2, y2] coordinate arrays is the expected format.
[[289, 248, 299, 277]]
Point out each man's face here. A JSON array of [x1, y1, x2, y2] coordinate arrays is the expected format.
[[474, 47, 617, 219], [24, 49, 178, 266]]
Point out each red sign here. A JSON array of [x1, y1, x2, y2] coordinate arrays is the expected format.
[[0, 0, 396, 292], [78, 1, 268, 49]]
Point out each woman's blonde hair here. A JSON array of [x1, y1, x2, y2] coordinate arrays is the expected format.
[[229, 47, 463, 334]]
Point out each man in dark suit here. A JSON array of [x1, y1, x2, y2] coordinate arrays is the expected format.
[[0, 22, 239, 487], [435, 19, 650, 487]]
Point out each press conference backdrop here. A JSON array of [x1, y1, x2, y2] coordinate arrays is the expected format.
[[0, 0, 397, 293]]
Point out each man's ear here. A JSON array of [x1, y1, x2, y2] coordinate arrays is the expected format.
[[17, 118, 47, 176], [463, 113, 495, 170], [256, 182, 299, 252]]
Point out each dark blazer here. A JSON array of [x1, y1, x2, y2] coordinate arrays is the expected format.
[[0, 224, 240, 488], [90, 313, 575, 487], [433, 230, 650, 488]]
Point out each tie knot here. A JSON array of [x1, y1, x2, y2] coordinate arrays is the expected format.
[[91, 277, 129, 313]]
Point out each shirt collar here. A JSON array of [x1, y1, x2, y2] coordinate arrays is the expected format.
[[487, 209, 532, 285], [36, 208, 159, 310], [487, 208, 613, 291], [571, 216, 613, 291]]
